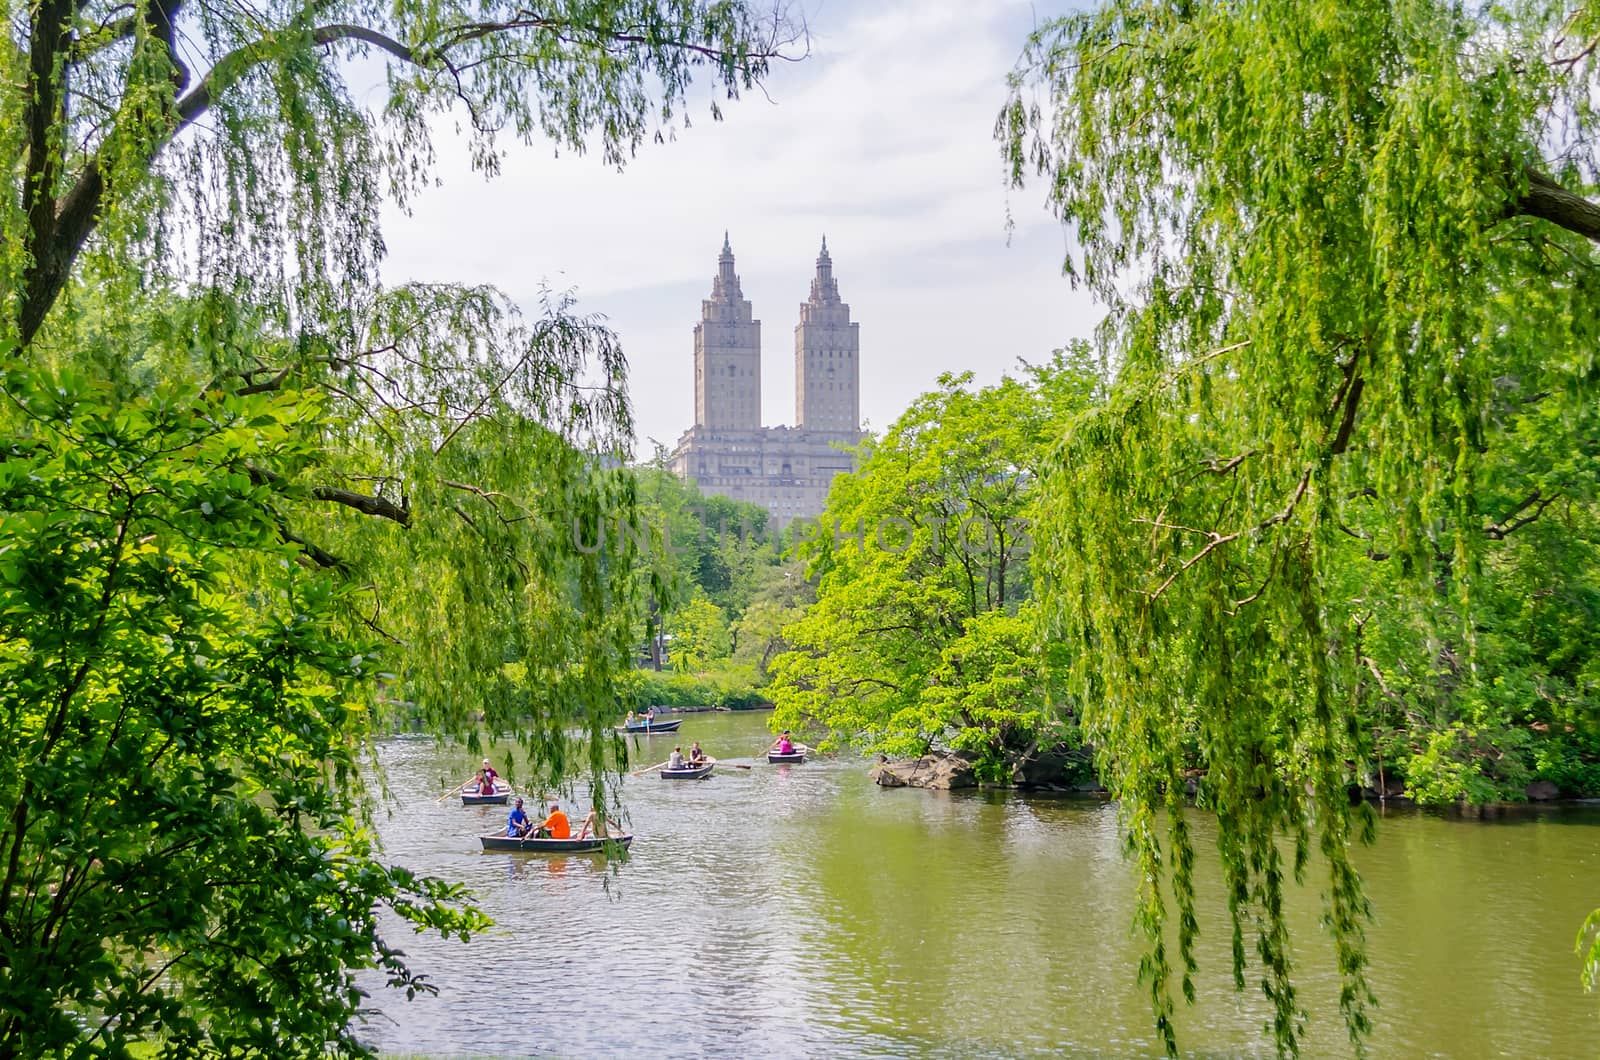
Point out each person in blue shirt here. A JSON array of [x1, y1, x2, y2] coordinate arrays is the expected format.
[[506, 797, 532, 837]]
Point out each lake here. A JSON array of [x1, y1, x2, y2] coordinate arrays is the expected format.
[[356, 710, 1600, 1058]]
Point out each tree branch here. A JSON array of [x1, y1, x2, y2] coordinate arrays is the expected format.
[[246, 465, 411, 526], [20, 0, 73, 345], [1146, 467, 1312, 600], [1327, 352, 1364, 456], [1484, 488, 1559, 539], [278, 525, 349, 572], [19, 14, 793, 343], [1514, 168, 1600, 244]]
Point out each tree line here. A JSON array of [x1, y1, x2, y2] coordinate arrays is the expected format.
[[5, 0, 1600, 1056]]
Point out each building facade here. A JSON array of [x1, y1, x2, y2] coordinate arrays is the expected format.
[[671, 236, 862, 527]]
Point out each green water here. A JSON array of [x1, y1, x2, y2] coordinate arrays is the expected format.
[[359, 711, 1600, 1058]]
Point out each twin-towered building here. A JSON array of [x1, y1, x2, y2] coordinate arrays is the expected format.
[[670, 235, 863, 527]]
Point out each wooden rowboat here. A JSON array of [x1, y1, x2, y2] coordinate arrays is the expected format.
[[461, 786, 512, 805], [616, 718, 683, 734], [767, 749, 807, 764], [478, 833, 633, 853], [660, 762, 713, 779]]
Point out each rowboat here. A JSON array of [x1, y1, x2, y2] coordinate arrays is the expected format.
[[478, 833, 633, 853], [768, 749, 807, 764], [616, 718, 683, 734], [461, 786, 512, 805], [660, 762, 713, 779]]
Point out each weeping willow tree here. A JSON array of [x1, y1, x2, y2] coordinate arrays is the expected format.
[[0, 0, 801, 1051], [3, 0, 802, 731], [999, 1, 1600, 1055]]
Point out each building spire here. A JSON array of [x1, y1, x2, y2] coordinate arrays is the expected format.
[[809, 235, 839, 305], [714, 232, 741, 299]]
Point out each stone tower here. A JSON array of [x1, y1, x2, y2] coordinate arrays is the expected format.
[[793, 237, 860, 432], [694, 233, 762, 429]]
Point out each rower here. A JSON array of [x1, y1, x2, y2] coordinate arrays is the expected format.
[[506, 797, 532, 837], [688, 741, 707, 765], [776, 731, 795, 755], [536, 802, 571, 839]]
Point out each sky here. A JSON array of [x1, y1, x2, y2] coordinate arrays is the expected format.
[[378, 0, 1098, 454]]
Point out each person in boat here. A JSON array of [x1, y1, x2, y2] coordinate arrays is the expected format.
[[776, 731, 795, 755], [645, 705, 656, 722], [667, 746, 687, 770], [506, 797, 532, 837], [577, 808, 612, 841], [469, 769, 493, 795], [625, 710, 637, 725], [535, 802, 571, 839], [480, 759, 500, 789], [688, 741, 707, 765]]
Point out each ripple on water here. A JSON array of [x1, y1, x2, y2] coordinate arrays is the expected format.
[[357, 714, 1600, 1058]]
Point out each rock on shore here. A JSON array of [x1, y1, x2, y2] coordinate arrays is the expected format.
[[1526, 779, 1561, 801], [869, 750, 976, 790]]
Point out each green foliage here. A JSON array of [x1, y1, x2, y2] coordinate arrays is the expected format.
[[730, 559, 812, 679], [1582, 909, 1600, 993], [770, 349, 1098, 775], [0, 367, 488, 1057], [3, 0, 803, 1046], [4, 0, 802, 347], [625, 665, 767, 710], [626, 459, 786, 691], [631, 462, 778, 606], [669, 592, 732, 672], [1000, 1, 1600, 1053]]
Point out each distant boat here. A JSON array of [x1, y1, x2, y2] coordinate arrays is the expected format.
[[461, 787, 511, 805], [767, 749, 807, 764], [616, 717, 683, 734], [478, 833, 632, 853], [660, 762, 714, 779]]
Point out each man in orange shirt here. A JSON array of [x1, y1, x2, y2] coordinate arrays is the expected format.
[[536, 802, 570, 839]]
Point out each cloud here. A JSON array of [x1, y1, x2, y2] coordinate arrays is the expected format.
[[379, 0, 1093, 452]]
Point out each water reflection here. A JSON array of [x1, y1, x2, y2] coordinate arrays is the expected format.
[[358, 713, 1600, 1058]]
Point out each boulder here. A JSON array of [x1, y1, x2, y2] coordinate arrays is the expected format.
[[1526, 779, 1561, 801], [1009, 743, 1092, 789], [870, 750, 977, 790], [868, 758, 909, 787]]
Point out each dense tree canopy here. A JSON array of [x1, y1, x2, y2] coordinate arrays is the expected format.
[[2, 0, 801, 1049], [1000, 1, 1600, 1054], [3, 0, 800, 731], [0, 367, 490, 1056], [770, 350, 1100, 776]]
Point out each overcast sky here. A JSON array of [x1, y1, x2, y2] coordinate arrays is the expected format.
[[379, 0, 1097, 454]]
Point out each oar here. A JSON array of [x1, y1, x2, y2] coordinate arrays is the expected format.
[[701, 756, 750, 771], [631, 759, 671, 777], [435, 775, 476, 802]]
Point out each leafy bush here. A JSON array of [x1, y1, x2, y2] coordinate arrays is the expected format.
[[625, 666, 768, 711]]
